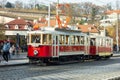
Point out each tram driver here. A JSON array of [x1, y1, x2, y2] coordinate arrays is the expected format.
[[33, 35, 40, 43]]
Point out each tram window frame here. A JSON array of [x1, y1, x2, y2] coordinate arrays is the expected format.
[[109, 39, 111, 46], [99, 38, 103, 46], [101, 38, 106, 47], [48, 34, 52, 44], [27, 34, 30, 43], [98, 38, 100, 46], [103, 39, 106, 46]]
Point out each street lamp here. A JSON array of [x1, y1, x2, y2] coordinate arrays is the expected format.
[[116, 0, 119, 52], [116, 12, 119, 52], [48, 3, 50, 27]]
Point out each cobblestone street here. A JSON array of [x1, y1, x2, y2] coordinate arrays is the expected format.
[[0, 57, 120, 80]]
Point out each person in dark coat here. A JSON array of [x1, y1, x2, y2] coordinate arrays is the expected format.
[[2, 40, 10, 62]]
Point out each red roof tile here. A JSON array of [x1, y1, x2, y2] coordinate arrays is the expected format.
[[5, 19, 27, 25], [77, 24, 99, 33], [105, 10, 120, 14]]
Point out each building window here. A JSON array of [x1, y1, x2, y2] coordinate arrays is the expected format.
[[5, 25, 9, 29], [24, 25, 28, 29], [15, 25, 19, 29]]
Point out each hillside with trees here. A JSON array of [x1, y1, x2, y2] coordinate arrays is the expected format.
[[0, 0, 119, 44]]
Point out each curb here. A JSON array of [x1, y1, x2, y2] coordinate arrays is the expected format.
[[0, 59, 29, 67], [0, 62, 28, 67], [112, 55, 120, 57], [10, 58, 27, 60]]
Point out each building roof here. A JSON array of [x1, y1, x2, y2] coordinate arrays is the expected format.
[[105, 10, 120, 14], [5, 18, 27, 25], [77, 24, 99, 33]]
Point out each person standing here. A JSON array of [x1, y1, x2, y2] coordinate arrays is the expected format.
[[2, 40, 10, 62], [9, 44, 15, 56], [0, 42, 3, 62]]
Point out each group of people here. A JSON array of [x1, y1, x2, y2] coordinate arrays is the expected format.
[[0, 40, 16, 63]]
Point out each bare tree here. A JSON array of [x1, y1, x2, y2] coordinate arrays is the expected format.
[[0, 0, 7, 8], [14, 1, 23, 9]]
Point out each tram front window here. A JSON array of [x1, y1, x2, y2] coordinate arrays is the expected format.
[[31, 35, 41, 43]]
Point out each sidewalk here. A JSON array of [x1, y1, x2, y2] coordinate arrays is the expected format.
[[0, 52, 120, 67], [0, 52, 28, 67], [112, 51, 120, 57]]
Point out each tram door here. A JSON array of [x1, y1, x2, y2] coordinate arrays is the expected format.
[[85, 37, 89, 55], [52, 35, 59, 57], [89, 38, 96, 55]]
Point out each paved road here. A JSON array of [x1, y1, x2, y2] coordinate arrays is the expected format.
[[0, 57, 120, 80]]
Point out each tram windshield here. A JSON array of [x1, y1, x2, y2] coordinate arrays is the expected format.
[[31, 34, 41, 43], [29, 34, 52, 45]]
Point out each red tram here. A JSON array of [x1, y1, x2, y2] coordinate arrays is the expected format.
[[27, 27, 113, 64]]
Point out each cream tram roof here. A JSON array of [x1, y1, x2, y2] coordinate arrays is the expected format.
[[27, 27, 87, 36]]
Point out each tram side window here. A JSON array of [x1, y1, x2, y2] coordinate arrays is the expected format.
[[65, 35, 69, 44], [71, 36, 75, 44], [59, 35, 65, 45], [76, 36, 80, 45], [43, 34, 47, 44], [31, 34, 41, 43], [80, 36, 84, 45]]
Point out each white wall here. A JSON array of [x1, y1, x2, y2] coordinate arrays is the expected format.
[[0, 16, 14, 24]]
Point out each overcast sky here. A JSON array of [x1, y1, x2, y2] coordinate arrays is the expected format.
[[7, 0, 118, 7]]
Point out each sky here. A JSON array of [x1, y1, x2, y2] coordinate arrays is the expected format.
[[6, 0, 118, 7]]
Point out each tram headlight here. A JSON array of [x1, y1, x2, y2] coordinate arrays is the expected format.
[[34, 50, 38, 55]]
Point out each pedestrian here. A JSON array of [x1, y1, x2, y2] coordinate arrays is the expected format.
[[0, 42, 3, 62], [16, 44, 19, 55], [9, 44, 15, 56], [2, 40, 10, 62]]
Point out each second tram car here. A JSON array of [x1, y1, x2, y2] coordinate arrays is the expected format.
[[27, 27, 113, 64]]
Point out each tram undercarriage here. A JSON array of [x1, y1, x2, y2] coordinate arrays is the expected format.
[[28, 54, 112, 65]]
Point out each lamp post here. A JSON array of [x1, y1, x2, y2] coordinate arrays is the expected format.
[[48, 3, 50, 27], [116, 13, 119, 52], [116, 0, 119, 52]]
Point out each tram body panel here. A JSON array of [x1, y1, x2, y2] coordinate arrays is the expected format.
[[59, 45, 85, 56], [28, 45, 52, 58], [98, 47, 112, 56]]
